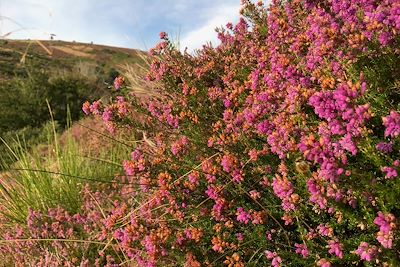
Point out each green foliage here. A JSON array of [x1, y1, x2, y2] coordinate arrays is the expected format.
[[0, 121, 131, 224], [0, 70, 101, 133], [47, 75, 101, 125], [0, 64, 105, 170], [0, 122, 58, 172]]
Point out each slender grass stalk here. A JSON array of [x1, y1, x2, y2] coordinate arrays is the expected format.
[[0, 117, 132, 223]]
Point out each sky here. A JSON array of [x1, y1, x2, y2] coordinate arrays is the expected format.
[[0, 0, 260, 51]]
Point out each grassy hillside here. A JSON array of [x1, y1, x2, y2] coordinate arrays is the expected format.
[[0, 39, 147, 169], [0, 39, 146, 82]]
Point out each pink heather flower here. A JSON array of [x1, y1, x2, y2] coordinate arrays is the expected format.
[[305, 229, 317, 240], [212, 200, 225, 221], [176, 234, 185, 246], [220, 154, 237, 173], [222, 109, 233, 122], [294, 243, 309, 258], [249, 190, 261, 200], [158, 41, 168, 49], [317, 259, 331, 267], [382, 111, 400, 138], [207, 138, 214, 147], [272, 175, 296, 211], [164, 110, 177, 127], [236, 232, 244, 241], [89, 100, 101, 115], [131, 149, 142, 161], [82, 101, 90, 115], [232, 169, 244, 183], [256, 120, 273, 135], [378, 31, 391, 46], [170, 144, 179, 155], [122, 158, 144, 176], [170, 136, 189, 156], [374, 212, 396, 248], [188, 172, 199, 185], [271, 256, 282, 267], [377, 231, 394, 249], [113, 76, 124, 90], [116, 98, 128, 116], [243, 107, 256, 123], [223, 98, 231, 108], [251, 211, 264, 225], [102, 107, 113, 122], [309, 91, 337, 121], [212, 241, 223, 253], [264, 250, 282, 267], [205, 186, 219, 200], [159, 31, 167, 39], [248, 149, 258, 161], [266, 231, 273, 241], [376, 142, 393, 153], [206, 174, 216, 183], [328, 240, 343, 258], [281, 213, 293, 225], [184, 229, 192, 239], [161, 248, 168, 257], [381, 166, 398, 179], [317, 224, 333, 237], [123, 160, 135, 176], [113, 229, 127, 242], [236, 207, 251, 224], [142, 235, 156, 255], [355, 242, 378, 261], [105, 120, 115, 134]]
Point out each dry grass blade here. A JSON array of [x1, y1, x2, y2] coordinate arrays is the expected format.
[[120, 57, 173, 101], [19, 40, 53, 64], [35, 40, 53, 56]]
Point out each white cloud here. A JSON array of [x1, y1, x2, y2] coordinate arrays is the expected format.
[[180, 2, 241, 51]]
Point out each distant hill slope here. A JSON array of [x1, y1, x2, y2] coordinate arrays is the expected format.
[[0, 39, 147, 83]]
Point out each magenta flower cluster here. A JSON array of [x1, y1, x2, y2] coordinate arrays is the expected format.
[[374, 212, 397, 249]]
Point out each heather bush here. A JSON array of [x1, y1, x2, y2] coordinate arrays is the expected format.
[[2, 0, 400, 266]]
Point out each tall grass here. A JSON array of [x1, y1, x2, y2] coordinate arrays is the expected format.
[[0, 117, 132, 224]]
